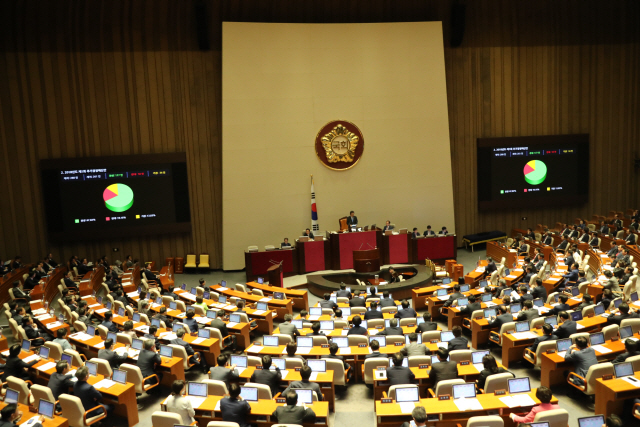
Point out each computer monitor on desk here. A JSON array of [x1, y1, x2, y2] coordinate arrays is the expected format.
[[395, 387, 419, 403]]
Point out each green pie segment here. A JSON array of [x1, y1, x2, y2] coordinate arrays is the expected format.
[[103, 183, 134, 212], [523, 160, 547, 185]]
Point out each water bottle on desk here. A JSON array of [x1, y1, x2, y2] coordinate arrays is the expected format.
[[44, 301, 48, 311]]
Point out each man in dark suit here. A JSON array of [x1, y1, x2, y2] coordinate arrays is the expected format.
[[11, 282, 30, 303], [321, 342, 350, 370], [77, 258, 92, 275], [557, 236, 570, 253], [415, 313, 438, 333], [347, 316, 367, 335], [411, 228, 421, 239], [0, 404, 44, 427], [100, 311, 119, 333], [249, 355, 282, 396], [548, 294, 571, 317], [607, 242, 619, 258], [386, 352, 415, 385], [280, 238, 292, 248], [378, 318, 403, 336], [63, 271, 78, 290], [364, 301, 384, 320], [318, 293, 338, 310], [458, 295, 482, 317], [98, 338, 128, 369], [612, 247, 630, 268], [395, 300, 417, 319], [630, 218, 640, 232], [553, 311, 577, 339], [379, 291, 395, 307], [171, 328, 207, 372], [561, 264, 579, 289], [183, 310, 199, 333], [531, 278, 547, 301], [625, 232, 637, 245], [517, 300, 540, 322], [579, 230, 590, 243], [565, 336, 598, 386], [599, 221, 610, 235], [336, 284, 351, 299], [448, 326, 469, 351], [484, 258, 497, 275], [542, 232, 553, 245], [518, 240, 530, 255], [23, 316, 51, 345], [568, 226, 579, 239], [48, 360, 75, 402], [23, 271, 39, 291], [365, 339, 383, 359], [279, 314, 301, 338], [74, 366, 113, 417], [442, 284, 463, 308], [210, 354, 240, 385], [588, 232, 600, 247], [488, 305, 513, 331], [305, 322, 326, 337], [528, 323, 555, 353], [3, 344, 38, 381], [439, 227, 449, 235], [400, 333, 430, 356], [428, 348, 458, 387], [423, 225, 436, 236], [607, 302, 638, 326], [349, 291, 366, 307], [211, 310, 230, 337], [564, 250, 576, 268], [303, 228, 315, 239], [283, 365, 323, 401], [137, 339, 163, 385], [612, 339, 640, 363], [220, 383, 251, 427], [346, 211, 358, 228], [383, 221, 394, 232], [271, 391, 316, 424]]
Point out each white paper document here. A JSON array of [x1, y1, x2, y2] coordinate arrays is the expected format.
[[94, 341, 105, 349], [621, 376, 640, 388], [135, 326, 150, 333], [399, 402, 416, 413], [95, 308, 108, 314], [35, 314, 53, 321], [455, 398, 483, 411], [71, 332, 93, 342], [89, 303, 101, 308], [591, 345, 612, 354], [218, 287, 228, 292], [191, 337, 206, 345], [252, 310, 266, 315], [47, 321, 63, 328], [196, 317, 211, 324], [226, 322, 238, 328], [247, 345, 263, 353], [94, 379, 116, 389], [296, 347, 312, 355], [473, 363, 484, 372], [308, 315, 321, 321], [511, 332, 538, 340], [511, 394, 536, 407], [309, 372, 319, 381], [36, 362, 56, 371], [185, 396, 207, 408], [160, 333, 177, 341], [280, 370, 289, 379], [259, 297, 271, 302], [339, 348, 351, 355], [23, 354, 41, 363]]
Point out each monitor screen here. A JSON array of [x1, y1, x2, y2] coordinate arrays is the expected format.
[[187, 382, 207, 397], [221, 280, 227, 287], [86, 361, 98, 376], [472, 350, 489, 364], [460, 285, 470, 292], [332, 337, 349, 348], [240, 386, 259, 401], [479, 280, 487, 287], [159, 345, 173, 357], [405, 334, 422, 345], [291, 319, 303, 329], [504, 268, 511, 276], [39, 153, 191, 241], [293, 389, 313, 404], [112, 369, 127, 384], [151, 318, 161, 327], [307, 359, 327, 373], [556, 338, 572, 352], [118, 307, 125, 317], [169, 301, 177, 310], [440, 331, 454, 342], [274, 292, 285, 300], [309, 307, 322, 316], [503, 289, 512, 296], [416, 317, 424, 325], [341, 307, 351, 317], [257, 302, 268, 311], [206, 310, 217, 319], [190, 287, 197, 295], [530, 423, 550, 427], [198, 329, 210, 339], [87, 325, 96, 336], [4, 389, 19, 404], [106, 302, 112, 310], [172, 323, 183, 332], [589, 332, 605, 346], [97, 296, 103, 304], [620, 326, 634, 339], [484, 308, 497, 318], [180, 284, 187, 290], [38, 400, 55, 419], [436, 289, 448, 296], [571, 311, 583, 321], [21, 339, 31, 352], [578, 416, 605, 427], [132, 313, 141, 322], [508, 377, 531, 394], [271, 358, 286, 370], [219, 295, 227, 303], [481, 293, 493, 302], [544, 316, 558, 326], [263, 335, 279, 347], [203, 292, 210, 300], [155, 297, 162, 304], [132, 339, 143, 350], [229, 314, 241, 323], [452, 383, 476, 399], [107, 332, 118, 342], [39, 346, 50, 359], [443, 278, 452, 285], [614, 298, 622, 308], [360, 320, 368, 329], [231, 355, 248, 368], [515, 321, 530, 332], [388, 357, 409, 368], [431, 354, 448, 364], [61, 353, 73, 365], [614, 362, 634, 378], [631, 292, 639, 302], [297, 337, 313, 347], [510, 303, 521, 314], [457, 298, 469, 306], [533, 298, 544, 307], [257, 277, 264, 284], [593, 304, 605, 316], [371, 336, 386, 348], [320, 321, 334, 330], [395, 387, 419, 403]]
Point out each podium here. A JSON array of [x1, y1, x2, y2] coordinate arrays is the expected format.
[[353, 249, 380, 273], [267, 263, 284, 287]]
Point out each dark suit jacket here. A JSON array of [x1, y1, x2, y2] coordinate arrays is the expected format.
[[348, 326, 367, 336], [220, 397, 251, 427], [548, 303, 571, 317], [607, 312, 638, 326], [428, 361, 458, 386], [485, 262, 497, 274], [321, 354, 349, 369], [250, 367, 282, 396], [386, 366, 415, 385], [137, 349, 162, 378], [565, 256, 575, 267], [379, 297, 396, 308], [378, 326, 404, 336], [488, 313, 514, 330], [284, 380, 323, 401], [101, 320, 118, 333], [272, 405, 316, 424], [98, 348, 128, 368], [347, 216, 358, 226], [210, 366, 239, 385], [183, 318, 199, 333], [336, 290, 352, 299], [394, 308, 417, 319], [529, 334, 555, 352], [349, 297, 366, 307], [543, 236, 553, 245], [447, 336, 468, 351], [477, 367, 509, 390], [211, 318, 230, 337], [48, 372, 75, 399], [531, 286, 547, 301], [24, 277, 39, 290], [364, 310, 384, 320], [443, 292, 463, 308], [364, 350, 383, 359], [553, 320, 577, 339], [460, 302, 482, 316], [74, 380, 103, 413], [565, 347, 598, 378], [170, 338, 195, 356], [613, 350, 640, 364], [415, 322, 438, 333]]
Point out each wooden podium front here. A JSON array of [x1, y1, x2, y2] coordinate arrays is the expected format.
[[353, 249, 380, 273], [267, 263, 283, 287]]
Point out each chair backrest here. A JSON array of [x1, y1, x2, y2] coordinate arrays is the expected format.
[[422, 331, 441, 342], [321, 308, 333, 316], [388, 384, 418, 400], [199, 255, 210, 266], [569, 332, 589, 344], [185, 254, 197, 265], [483, 372, 514, 393], [581, 304, 595, 318], [626, 354, 640, 371], [243, 382, 272, 399], [399, 318, 417, 326], [367, 319, 384, 328], [274, 334, 293, 345], [534, 341, 557, 367], [169, 344, 194, 370], [363, 357, 389, 384], [337, 297, 349, 304], [408, 355, 431, 368], [466, 415, 504, 427], [381, 306, 397, 314], [530, 317, 545, 329], [546, 292, 558, 304], [602, 324, 619, 341], [7, 376, 31, 405], [434, 378, 466, 397], [73, 320, 87, 332], [151, 411, 184, 427], [533, 409, 570, 427], [247, 356, 262, 367], [497, 322, 516, 343], [175, 300, 186, 312], [96, 325, 109, 340], [449, 350, 472, 362], [347, 335, 368, 346], [116, 333, 133, 346], [64, 349, 84, 367], [8, 318, 20, 341], [324, 359, 347, 386], [583, 362, 614, 395], [8, 288, 16, 301], [90, 357, 113, 378], [207, 327, 224, 341], [351, 307, 366, 315], [311, 335, 328, 346], [202, 379, 228, 396], [235, 283, 247, 293], [285, 358, 304, 370], [44, 341, 64, 360], [60, 394, 93, 427], [334, 320, 348, 329], [385, 335, 405, 345], [252, 288, 264, 296], [235, 312, 250, 323], [207, 422, 241, 427], [621, 318, 640, 333], [31, 384, 56, 410], [120, 363, 144, 393]]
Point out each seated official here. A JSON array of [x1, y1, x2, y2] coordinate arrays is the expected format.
[[565, 336, 598, 386], [552, 311, 577, 339], [318, 293, 338, 310], [509, 386, 559, 424], [487, 305, 513, 330], [458, 295, 482, 317], [279, 313, 301, 337], [401, 332, 430, 356], [336, 283, 351, 299], [0, 404, 44, 427], [379, 290, 395, 307], [346, 211, 358, 228], [12, 306, 25, 328], [388, 267, 400, 284], [517, 300, 540, 322], [48, 360, 75, 402], [101, 311, 119, 333], [602, 270, 622, 297], [183, 310, 199, 333], [439, 226, 448, 235], [528, 323, 555, 353], [607, 302, 638, 326], [613, 338, 640, 363], [400, 406, 427, 427], [306, 322, 325, 336], [395, 300, 417, 319], [321, 342, 351, 375], [98, 338, 128, 369], [484, 257, 497, 275], [144, 325, 160, 348], [423, 225, 435, 236], [210, 354, 240, 385], [411, 228, 421, 238], [221, 383, 251, 427], [383, 220, 394, 232], [121, 320, 137, 340], [23, 271, 39, 291], [193, 296, 208, 311], [137, 339, 163, 385], [548, 294, 571, 317], [23, 316, 51, 345], [332, 309, 344, 320], [250, 355, 282, 397], [74, 366, 113, 418], [271, 391, 316, 424], [442, 284, 463, 308], [283, 364, 323, 401], [281, 237, 292, 248], [476, 354, 509, 391], [378, 318, 403, 336], [447, 326, 468, 350], [428, 348, 457, 387], [364, 301, 384, 320], [531, 278, 547, 301], [387, 352, 415, 385], [11, 281, 30, 303], [302, 228, 314, 240], [285, 342, 307, 364], [573, 294, 593, 312], [415, 313, 438, 333], [347, 315, 367, 335], [349, 291, 366, 307], [3, 343, 38, 381], [171, 328, 208, 372], [166, 380, 195, 425], [365, 339, 383, 359]]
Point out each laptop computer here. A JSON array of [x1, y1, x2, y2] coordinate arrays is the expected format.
[[556, 338, 572, 353], [190, 287, 197, 295], [188, 382, 207, 398], [593, 304, 605, 316], [131, 338, 143, 351], [571, 311, 583, 321], [440, 331, 454, 342], [452, 383, 476, 399], [320, 320, 334, 331], [614, 298, 623, 309], [515, 321, 530, 332], [472, 350, 489, 365], [510, 303, 522, 314], [371, 336, 386, 348], [620, 326, 634, 339], [4, 388, 19, 404], [219, 295, 227, 304], [331, 337, 349, 348], [481, 293, 493, 302], [631, 292, 639, 302], [457, 297, 469, 307], [263, 335, 280, 347], [229, 314, 241, 323], [257, 302, 268, 311], [21, 339, 31, 352], [105, 302, 112, 310], [479, 280, 487, 288], [151, 318, 161, 327], [484, 308, 497, 318], [460, 285, 470, 292], [85, 361, 98, 376], [504, 268, 511, 276], [240, 386, 259, 402], [388, 357, 409, 368], [132, 312, 141, 322], [544, 316, 558, 326], [442, 278, 452, 285], [38, 346, 50, 359], [436, 289, 448, 297], [203, 292, 210, 300], [529, 423, 550, 427], [112, 369, 127, 385], [274, 292, 285, 300], [181, 283, 187, 290], [117, 307, 125, 317], [533, 298, 544, 307], [431, 355, 448, 364], [61, 353, 73, 365], [206, 310, 217, 319], [503, 289, 512, 297], [589, 332, 605, 346], [159, 345, 173, 358], [38, 399, 55, 419], [271, 358, 286, 370], [309, 307, 322, 316], [169, 301, 177, 310], [341, 308, 351, 317], [291, 319, 304, 329], [297, 337, 313, 347], [198, 329, 210, 339], [577, 416, 605, 427], [395, 387, 420, 403], [508, 377, 531, 394], [87, 325, 96, 336], [613, 362, 636, 380], [257, 277, 264, 284], [221, 280, 227, 287], [172, 323, 183, 332], [230, 355, 248, 368], [293, 389, 313, 404], [307, 359, 327, 373]]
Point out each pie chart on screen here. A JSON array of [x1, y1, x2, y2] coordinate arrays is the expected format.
[[523, 160, 547, 185], [103, 183, 134, 213]]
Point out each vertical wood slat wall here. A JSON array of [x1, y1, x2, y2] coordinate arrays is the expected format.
[[0, 0, 638, 269]]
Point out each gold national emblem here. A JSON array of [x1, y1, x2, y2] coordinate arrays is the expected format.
[[314, 120, 364, 171]]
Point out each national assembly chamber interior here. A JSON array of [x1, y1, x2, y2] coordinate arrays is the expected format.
[[0, 2, 639, 427]]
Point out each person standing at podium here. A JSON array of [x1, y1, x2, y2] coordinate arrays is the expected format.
[[383, 221, 393, 232], [302, 229, 314, 240], [281, 238, 291, 248], [347, 211, 358, 229]]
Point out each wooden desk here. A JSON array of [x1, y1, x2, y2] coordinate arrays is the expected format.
[[0, 402, 68, 427], [29, 300, 70, 336], [191, 395, 329, 427], [412, 284, 457, 312], [246, 282, 309, 311], [486, 242, 518, 268], [464, 261, 488, 286], [595, 370, 640, 417]]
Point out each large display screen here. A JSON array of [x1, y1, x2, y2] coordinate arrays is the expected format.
[[477, 134, 589, 210], [41, 153, 191, 241]]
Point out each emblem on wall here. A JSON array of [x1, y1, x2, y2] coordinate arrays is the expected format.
[[315, 120, 364, 171]]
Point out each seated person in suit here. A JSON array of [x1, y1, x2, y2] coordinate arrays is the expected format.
[[306, 322, 325, 336], [607, 302, 638, 326], [428, 348, 457, 387], [336, 283, 352, 299], [401, 332, 430, 356], [383, 220, 394, 232], [484, 257, 497, 275], [411, 228, 421, 239], [332, 309, 344, 320], [283, 364, 323, 401], [271, 391, 316, 424], [589, 231, 600, 247], [23, 316, 51, 345], [386, 352, 416, 385], [531, 278, 547, 301], [321, 342, 351, 374], [626, 231, 637, 244], [23, 271, 39, 291], [11, 281, 30, 303], [388, 267, 400, 284], [364, 301, 384, 320], [365, 339, 383, 359], [518, 240, 530, 255], [51, 327, 72, 351], [279, 314, 301, 337], [517, 300, 540, 322], [541, 232, 553, 246], [101, 310, 119, 333], [548, 294, 571, 317], [165, 380, 196, 425], [395, 300, 417, 319], [220, 383, 251, 427], [3, 343, 38, 381], [476, 354, 509, 391], [565, 336, 598, 386], [250, 355, 282, 396], [378, 318, 403, 336], [302, 228, 314, 240], [528, 323, 555, 354], [509, 386, 560, 424], [552, 311, 577, 339], [458, 295, 482, 317], [573, 294, 593, 312], [415, 313, 438, 333], [423, 225, 436, 236], [349, 291, 366, 307], [442, 284, 463, 308], [564, 249, 576, 268], [74, 365, 113, 417], [560, 263, 579, 290], [137, 339, 163, 385], [602, 270, 622, 296], [281, 237, 292, 248], [285, 342, 307, 364], [525, 228, 536, 240], [379, 290, 395, 307], [347, 315, 368, 336], [487, 305, 513, 331], [318, 293, 338, 310], [613, 338, 640, 363], [0, 404, 44, 427], [556, 235, 570, 253], [346, 211, 358, 228], [447, 326, 468, 351], [210, 354, 240, 386], [171, 328, 207, 372], [48, 360, 75, 404], [439, 226, 449, 235]]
